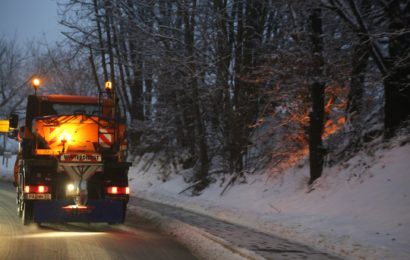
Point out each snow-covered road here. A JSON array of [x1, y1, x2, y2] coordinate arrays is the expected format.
[[130, 197, 340, 260]]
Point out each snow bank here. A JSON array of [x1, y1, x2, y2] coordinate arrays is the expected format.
[[130, 141, 410, 259], [127, 205, 264, 260], [0, 154, 15, 182]]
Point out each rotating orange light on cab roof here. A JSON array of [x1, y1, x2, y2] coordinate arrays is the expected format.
[[104, 81, 112, 91], [32, 77, 41, 95], [32, 78, 40, 87]]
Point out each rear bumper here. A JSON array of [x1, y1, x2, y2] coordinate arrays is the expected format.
[[33, 199, 126, 223]]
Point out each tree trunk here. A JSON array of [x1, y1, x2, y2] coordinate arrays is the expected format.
[[118, 20, 133, 114], [103, 0, 116, 90], [110, 9, 129, 116], [182, 0, 210, 192], [230, 0, 245, 173], [309, 82, 326, 185], [126, 0, 144, 124], [213, 0, 235, 173], [93, 0, 109, 82], [383, 0, 410, 138], [347, 38, 369, 120], [308, 7, 326, 185], [346, 0, 371, 124], [88, 46, 101, 91]]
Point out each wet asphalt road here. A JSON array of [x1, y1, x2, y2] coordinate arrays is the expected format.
[[0, 181, 196, 260]]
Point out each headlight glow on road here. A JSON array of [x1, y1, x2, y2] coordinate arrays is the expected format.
[[17, 232, 107, 239]]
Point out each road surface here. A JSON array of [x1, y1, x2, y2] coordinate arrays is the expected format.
[[0, 181, 196, 260], [131, 197, 341, 260]]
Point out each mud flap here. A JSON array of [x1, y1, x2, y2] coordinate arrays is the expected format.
[[33, 200, 125, 223]]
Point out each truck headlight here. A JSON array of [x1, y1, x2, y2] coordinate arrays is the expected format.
[[67, 183, 75, 193]]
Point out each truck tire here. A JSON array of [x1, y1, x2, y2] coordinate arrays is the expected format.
[[22, 201, 33, 225], [16, 187, 23, 218]]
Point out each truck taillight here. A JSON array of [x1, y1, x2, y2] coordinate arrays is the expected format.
[[24, 185, 50, 193], [106, 186, 129, 195]]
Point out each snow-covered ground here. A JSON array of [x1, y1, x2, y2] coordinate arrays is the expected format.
[[129, 137, 410, 260], [0, 155, 14, 182], [2, 135, 409, 259]]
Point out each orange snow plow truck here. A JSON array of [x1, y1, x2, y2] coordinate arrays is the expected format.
[[11, 85, 131, 225]]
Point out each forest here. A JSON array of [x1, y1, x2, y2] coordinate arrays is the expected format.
[[1, 0, 409, 194]]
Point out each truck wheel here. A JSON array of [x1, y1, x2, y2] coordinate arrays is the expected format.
[[16, 187, 23, 218], [22, 201, 33, 225], [16, 187, 21, 216], [17, 204, 23, 218]]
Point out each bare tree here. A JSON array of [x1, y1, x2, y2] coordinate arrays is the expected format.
[[0, 37, 31, 115], [56, 0, 408, 190], [324, 0, 410, 137]]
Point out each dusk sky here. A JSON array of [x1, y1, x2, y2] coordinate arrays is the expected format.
[[0, 0, 64, 44]]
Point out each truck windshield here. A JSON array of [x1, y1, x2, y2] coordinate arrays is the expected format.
[[50, 103, 99, 115]]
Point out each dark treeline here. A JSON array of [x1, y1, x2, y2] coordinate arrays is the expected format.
[[52, 0, 410, 192]]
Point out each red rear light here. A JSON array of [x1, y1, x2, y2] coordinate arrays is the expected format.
[[106, 186, 129, 195], [24, 185, 50, 193]]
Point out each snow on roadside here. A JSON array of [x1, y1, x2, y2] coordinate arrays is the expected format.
[[127, 204, 264, 260], [0, 154, 15, 182], [129, 141, 410, 260]]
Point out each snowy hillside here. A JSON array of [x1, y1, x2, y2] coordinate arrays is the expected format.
[[130, 136, 410, 259]]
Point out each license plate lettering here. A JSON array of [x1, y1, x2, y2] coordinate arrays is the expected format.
[[26, 193, 52, 200], [60, 153, 101, 162]]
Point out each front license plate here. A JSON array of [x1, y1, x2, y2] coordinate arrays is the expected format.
[[26, 193, 52, 200], [60, 153, 102, 162]]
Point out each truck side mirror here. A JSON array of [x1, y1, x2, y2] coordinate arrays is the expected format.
[[8, 129, 18, 139], [9, 113, 19, 129]]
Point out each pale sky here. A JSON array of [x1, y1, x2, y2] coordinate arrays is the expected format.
[[0, 0, 64, 44]]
